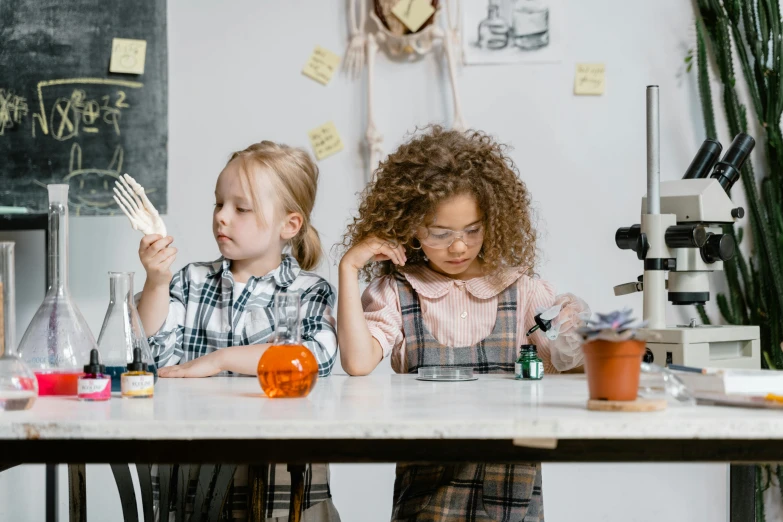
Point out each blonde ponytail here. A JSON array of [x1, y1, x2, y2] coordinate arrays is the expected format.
[[291, 223, 322, 271]]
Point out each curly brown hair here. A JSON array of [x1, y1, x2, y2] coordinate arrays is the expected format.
[[341, 125, 537, 280]]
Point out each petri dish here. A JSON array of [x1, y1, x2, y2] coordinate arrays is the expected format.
[[416, 367, 477, 382]]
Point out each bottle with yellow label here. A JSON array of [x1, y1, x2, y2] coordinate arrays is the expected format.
[[121, 348, 154, 398]]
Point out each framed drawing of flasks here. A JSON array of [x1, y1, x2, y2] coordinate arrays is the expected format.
[[463, 0, 564, 65]]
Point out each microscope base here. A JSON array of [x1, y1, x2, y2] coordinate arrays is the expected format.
[[640, 325, 760, 370]]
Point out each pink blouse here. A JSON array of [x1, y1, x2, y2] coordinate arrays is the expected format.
[[361, 264, 588, 374]]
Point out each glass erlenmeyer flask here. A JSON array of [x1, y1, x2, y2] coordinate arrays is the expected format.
[[18, 185, 98, 396], [97, 272, 157, 391], [0, 242, 38, 410], [257, 290, 318, 398]]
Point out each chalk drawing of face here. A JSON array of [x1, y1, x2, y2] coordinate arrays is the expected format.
[[62, 143, 124, 215]]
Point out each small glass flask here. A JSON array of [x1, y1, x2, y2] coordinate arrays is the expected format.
[[257, 291, 318, 398], [97, 272, 157, 392], [0, 242, 38, 411]]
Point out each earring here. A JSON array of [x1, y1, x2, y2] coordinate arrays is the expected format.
[[411, 238, 422, 250]]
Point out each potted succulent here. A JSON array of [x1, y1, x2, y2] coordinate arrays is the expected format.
[[579, 309, 646, 401]]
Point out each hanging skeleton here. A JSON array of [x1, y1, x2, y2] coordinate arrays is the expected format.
[[344, 0, 467, 180]]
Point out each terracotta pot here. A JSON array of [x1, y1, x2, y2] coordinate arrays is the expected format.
[[583, 339, 646, 401]]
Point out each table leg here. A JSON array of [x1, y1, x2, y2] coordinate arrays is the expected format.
[[68, 464, 86, 522], [287, 464, 305, 522], [729, 464, 756, 522], [248, 464, 269, 521], [46, 464, 57, 522]]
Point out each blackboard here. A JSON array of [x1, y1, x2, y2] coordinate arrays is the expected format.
[[0, 0, 167, 216]]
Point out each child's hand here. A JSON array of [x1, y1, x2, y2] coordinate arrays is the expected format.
[[158, 351, 223, 378], [139, 234, 177, 287], [340, 237, 407, 272]]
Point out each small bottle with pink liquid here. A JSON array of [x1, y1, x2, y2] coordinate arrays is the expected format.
[[78, 349, 111, 402]]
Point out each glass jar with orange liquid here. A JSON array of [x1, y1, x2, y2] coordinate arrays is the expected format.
[[257, 291, 318, 398]]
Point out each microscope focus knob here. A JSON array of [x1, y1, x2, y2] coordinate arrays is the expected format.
[[636, 234, 649, 260], [665, 225, 708, 248], [731, 207, 745, 219], [616, 225, 641, 250], [701, 233, 736, 263], [615, 225, 648, 260]]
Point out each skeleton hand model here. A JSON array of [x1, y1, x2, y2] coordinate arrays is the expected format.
[[113, 174, 167, 237], [344, 0, 467, 180]]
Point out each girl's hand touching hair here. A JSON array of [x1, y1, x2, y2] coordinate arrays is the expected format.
[[339, 237, 407, 272]]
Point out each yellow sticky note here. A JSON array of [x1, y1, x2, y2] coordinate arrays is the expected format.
[[308, 122, 344, 161], [574, 63, 606, 95], [302, 46, 341, 86], [391, 0, 436, 33], [109, 38, 147, 75]]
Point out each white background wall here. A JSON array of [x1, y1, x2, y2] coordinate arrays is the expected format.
[[0, 0, 743, 520]]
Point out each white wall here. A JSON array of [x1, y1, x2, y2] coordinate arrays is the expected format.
[[0, 0, 736, 520]]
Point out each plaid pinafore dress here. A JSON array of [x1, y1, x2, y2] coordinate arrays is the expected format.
[[392, 273, 544, 522]]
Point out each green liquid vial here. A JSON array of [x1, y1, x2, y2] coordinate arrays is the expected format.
[[515, 344, 544, 380]]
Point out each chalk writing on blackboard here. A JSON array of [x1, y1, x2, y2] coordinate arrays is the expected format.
[[30, 78, 143, 138], [0, 0, 168, 217], [0, 78, 143, 139], [0, 90, 29, 136], [1, 78, 147, 214], [27, 142, 158, 215]]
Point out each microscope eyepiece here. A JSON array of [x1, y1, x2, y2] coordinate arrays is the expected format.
[[710, 133, 755, 193], [683, 139, 722, 179]]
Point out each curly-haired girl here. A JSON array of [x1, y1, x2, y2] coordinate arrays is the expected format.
[[337, 126, 590, 521]]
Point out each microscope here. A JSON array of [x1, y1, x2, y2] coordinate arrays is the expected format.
[[613, 86, 760, 370]]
